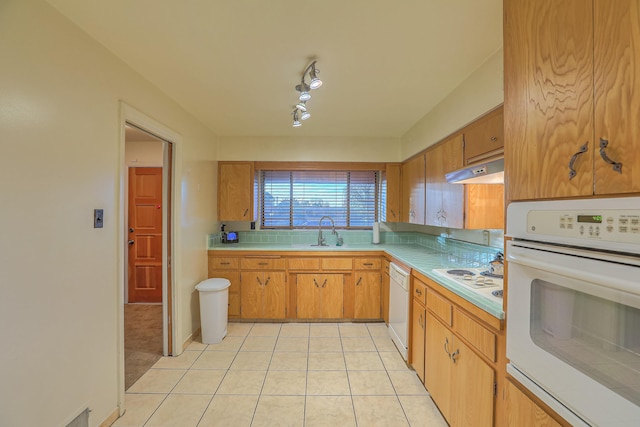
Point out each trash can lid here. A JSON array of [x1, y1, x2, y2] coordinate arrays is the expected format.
[[195, 278, 231, 291]]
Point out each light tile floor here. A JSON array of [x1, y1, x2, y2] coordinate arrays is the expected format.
[[114, 322, 448, 427]]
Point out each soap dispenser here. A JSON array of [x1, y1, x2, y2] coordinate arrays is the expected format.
[[220, 223, 227, 243]]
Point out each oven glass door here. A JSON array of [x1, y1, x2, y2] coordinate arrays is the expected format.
[[506, 240, 640, 426]]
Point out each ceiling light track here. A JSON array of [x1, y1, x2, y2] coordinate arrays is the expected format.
[[292, 60, 323, 127]]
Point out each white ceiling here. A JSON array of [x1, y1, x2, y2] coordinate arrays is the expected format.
[[46, 0, 503, 138]]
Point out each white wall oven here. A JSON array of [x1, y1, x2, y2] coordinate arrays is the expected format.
[[506, 198, 640, 427]]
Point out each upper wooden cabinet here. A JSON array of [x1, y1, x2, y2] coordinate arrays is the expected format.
[[218, 161, 255, 221], [505, 0, 640, 201], [401, 154, 426, 224], [382, 163, 401, 223], [463, 106, 504, 164], [425, 134, 464, 228]]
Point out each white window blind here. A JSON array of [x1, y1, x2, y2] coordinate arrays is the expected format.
[[261, 170, 378, 229]]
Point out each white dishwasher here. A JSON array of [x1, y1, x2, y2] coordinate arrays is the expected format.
[[388, 262, 410, 360]]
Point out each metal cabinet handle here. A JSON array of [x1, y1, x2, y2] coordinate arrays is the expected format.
[[599, 138, 623, 173], [264, 277, 270, 287], [415, 288, 422, 296], [243, 208, 249, 217], [419, 313, 423, 328], [444, 337, 451, 357], [321, 279, 327, 288], [356, 277, 363, 286], [256, 276, 263, 286], [390, 209, 397, 218], [490, 136, 498, 142], [313, 278, 319, 288], [568, 142, 588, 180], [451, 349, 460, 364]]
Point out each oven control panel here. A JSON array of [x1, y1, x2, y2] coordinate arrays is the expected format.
[[526, 209, 640, 244]]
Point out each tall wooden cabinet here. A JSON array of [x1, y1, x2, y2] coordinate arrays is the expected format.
[[218, 161, 255, 221], [505, 0, 640, 201], [425, 134, 465, 228], [401, 154, 426, 224], [382, 163, 402, 223]]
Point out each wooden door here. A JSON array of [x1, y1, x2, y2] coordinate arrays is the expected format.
[[240, 272, 262, 319], [354, 272, 381, 319], [411, 299, 426, 383], [262, 271, 286, 319], [296, 274, 322, 318], [401, 154, 425, 224], [320, 274, 344, 319], [504, 0, 594, 200], [593, 0, 640, 195], [450, 338, 494, 427], [128, 167, 163, 303], [218, 162, 254, 221], [425, 312, 452, 421]]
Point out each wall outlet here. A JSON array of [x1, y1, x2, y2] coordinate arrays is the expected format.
[[482, 230, 490, 246], [94, 209, 104, 228]]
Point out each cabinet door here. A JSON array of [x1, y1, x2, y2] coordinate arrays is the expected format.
[[425, 136, 464, 228], [385, 164, 402, 222], [593, 0, 640, 195], [425, 312, 452, 421], [411, 299, 426, 383], [320, 274, 344, 319], [504, 0, 594, 200], [450, 337, 494, 427], [382, 263, 390, 325], [504, 379, 563, 427], [214, 270, 241, 317], [262, 271, 286, 319], [354, 272, 381, 319], [402, 154, 425, 224], [464, 106, 504, 163], [218, 162, 254, 221], [296, 274, 322, 318], [240, 272, 262, 319]]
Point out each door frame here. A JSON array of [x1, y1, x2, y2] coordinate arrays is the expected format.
[[117, 102, 182, 415]]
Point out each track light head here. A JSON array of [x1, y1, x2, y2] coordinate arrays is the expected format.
[[308, 62, 322, 89], [301, 111, 311, 120], [292, 109, 302, 127], [296, 101, 308, 112]]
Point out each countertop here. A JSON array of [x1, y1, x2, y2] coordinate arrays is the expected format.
[[208, 241, 505, 319]]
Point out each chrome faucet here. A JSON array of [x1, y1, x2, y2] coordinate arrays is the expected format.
[[317, 216, 336, 246]]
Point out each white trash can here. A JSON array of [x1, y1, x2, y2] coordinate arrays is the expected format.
[[195, 278, 231, 344]]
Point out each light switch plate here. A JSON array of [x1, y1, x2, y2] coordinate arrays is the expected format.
[[94, 209, 104, 228]]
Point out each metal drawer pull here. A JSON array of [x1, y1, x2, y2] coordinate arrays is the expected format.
[[415, 288, 422, 295], [363, 263, 373, 266], [220, 262, 230, 265], [568, 142, 588, 180], [599, 138, 622, 173], [258, 262, 268, 266]]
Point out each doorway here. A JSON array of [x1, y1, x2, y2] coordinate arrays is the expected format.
[[123, 123, 173, 389]]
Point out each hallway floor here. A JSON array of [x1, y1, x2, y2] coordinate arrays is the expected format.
[[114, 322, 447, 427]]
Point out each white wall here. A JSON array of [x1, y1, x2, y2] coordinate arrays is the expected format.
[[125, 140, 164, 167], [401, 48, 504, 159], [218, 136, 401, 162], [0, 1, 218, 426]]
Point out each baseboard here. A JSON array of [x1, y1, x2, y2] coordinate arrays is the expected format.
[[99, 407, 119, 427], [182, 327, 201, 352]]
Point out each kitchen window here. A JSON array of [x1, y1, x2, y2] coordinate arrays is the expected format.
[[260, 170, 378, 229]]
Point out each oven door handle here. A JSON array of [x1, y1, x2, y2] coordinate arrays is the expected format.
[[507, 241, 640, 299]]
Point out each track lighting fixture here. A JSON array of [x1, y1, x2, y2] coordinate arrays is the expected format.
[[292, 109, 302, 127], [291, 59, 324, 127]]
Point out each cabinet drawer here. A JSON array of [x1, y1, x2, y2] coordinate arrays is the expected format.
[[413, 279, 427, 306], [427, 290, 453, 327], [321, 258, 353, 270], [354, 258, 381, 270], [241, 257, 286, 270], [208, 257, 239, 271], [288, 257, 320, 271], [453, 308, 496, 362]]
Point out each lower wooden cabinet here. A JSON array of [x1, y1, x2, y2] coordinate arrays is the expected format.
[[411, 298, 426, 382], [296, 274, 344, 319], [240, 271, 286, 319], [382, 259, 390, 324], [504, 379, 563, 427], [354, 271, 381, 319], [425, 311, 494, 427]]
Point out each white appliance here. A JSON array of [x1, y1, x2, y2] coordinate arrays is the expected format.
[[388, 262, 410, 360], [431, 267, 503, 304], [506, 197, 640, 427]]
